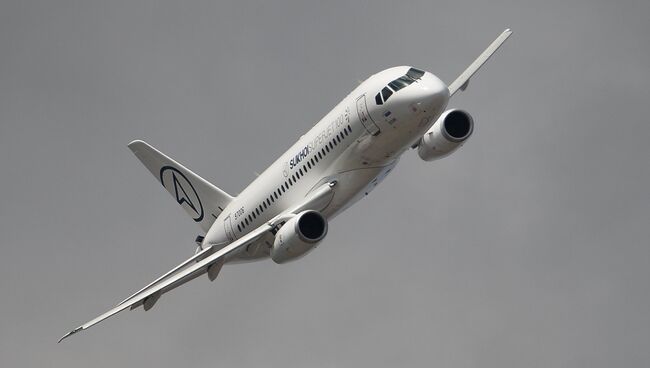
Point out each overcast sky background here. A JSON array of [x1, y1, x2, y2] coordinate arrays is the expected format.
[[1, 0, 648, 367]]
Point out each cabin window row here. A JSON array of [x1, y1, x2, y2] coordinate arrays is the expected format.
[[237, 124, 353, 233]]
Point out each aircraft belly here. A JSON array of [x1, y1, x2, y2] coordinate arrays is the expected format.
[[227, 232, 273, 263], [322, 160, 398, 219]]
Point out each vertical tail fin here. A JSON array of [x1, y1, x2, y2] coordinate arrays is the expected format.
[[128, 140, 233, 232]]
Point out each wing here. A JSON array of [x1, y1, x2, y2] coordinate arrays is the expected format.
[[447, 29, 513, 97], [59, 182, 336, 343]]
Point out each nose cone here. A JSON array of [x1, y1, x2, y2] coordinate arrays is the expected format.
[[416, 72, 449, 112]]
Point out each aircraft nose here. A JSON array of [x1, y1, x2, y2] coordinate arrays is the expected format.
[[416, 73, 449, 112]]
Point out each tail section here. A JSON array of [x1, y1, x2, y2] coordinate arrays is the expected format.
[[128, 140, 233, 232]]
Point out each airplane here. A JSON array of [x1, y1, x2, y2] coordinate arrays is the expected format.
[[59, 29, 512, 342]]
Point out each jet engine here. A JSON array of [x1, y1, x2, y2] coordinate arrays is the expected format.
[[417, 109, 474, 161], [271, 210, 328, 264]]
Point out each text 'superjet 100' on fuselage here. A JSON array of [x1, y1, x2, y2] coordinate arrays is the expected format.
[[206, 65, 450, 263], [59, 29, 512, 342]]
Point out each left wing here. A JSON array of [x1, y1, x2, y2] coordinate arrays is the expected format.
[[447, 29, 513, 97], [59, 182, 336, 343]]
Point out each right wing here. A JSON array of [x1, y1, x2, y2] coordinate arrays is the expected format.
[[59, 181, 336, 343], [58, 225, 268, 343]]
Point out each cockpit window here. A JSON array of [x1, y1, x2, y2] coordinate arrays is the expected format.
[[388, 78, 410, 91], [406, 67, 425, 80], [374, 67, 426, 105], [381, 87, 393, 101]]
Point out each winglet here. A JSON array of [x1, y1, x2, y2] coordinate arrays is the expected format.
[[448, 28, 513, 97]]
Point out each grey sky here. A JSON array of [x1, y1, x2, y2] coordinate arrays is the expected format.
[[1, 0, 649, 367]]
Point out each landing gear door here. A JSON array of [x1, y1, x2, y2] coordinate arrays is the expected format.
[[356, 94, 380, 136], [223, 215, 236, 241]]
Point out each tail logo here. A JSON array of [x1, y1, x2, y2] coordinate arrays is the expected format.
[[159, 166, 204, 222]]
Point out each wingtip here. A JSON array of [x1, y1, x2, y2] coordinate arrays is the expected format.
[[58, 326, 83, 343], [127, 139, 146, 149]]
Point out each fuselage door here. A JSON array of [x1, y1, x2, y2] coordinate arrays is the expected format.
[[223, 214, 236, 241], [356, 94, 380, 136]]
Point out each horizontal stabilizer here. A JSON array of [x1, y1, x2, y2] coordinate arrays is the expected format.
[[128, 140, 233, 232]]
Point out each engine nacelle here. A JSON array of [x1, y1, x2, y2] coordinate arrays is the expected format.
[[271, 210, 328, 264], [417, 109, 474, 161]]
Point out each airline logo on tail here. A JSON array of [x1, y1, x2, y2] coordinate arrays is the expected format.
[[159, 166, 204, 222]]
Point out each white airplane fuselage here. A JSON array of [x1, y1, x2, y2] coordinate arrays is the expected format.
[[206, 66, 450, 262]]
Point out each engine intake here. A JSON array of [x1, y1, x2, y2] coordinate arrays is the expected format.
[[271, 210, 328, 264], [417, 109, 474, 161]]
